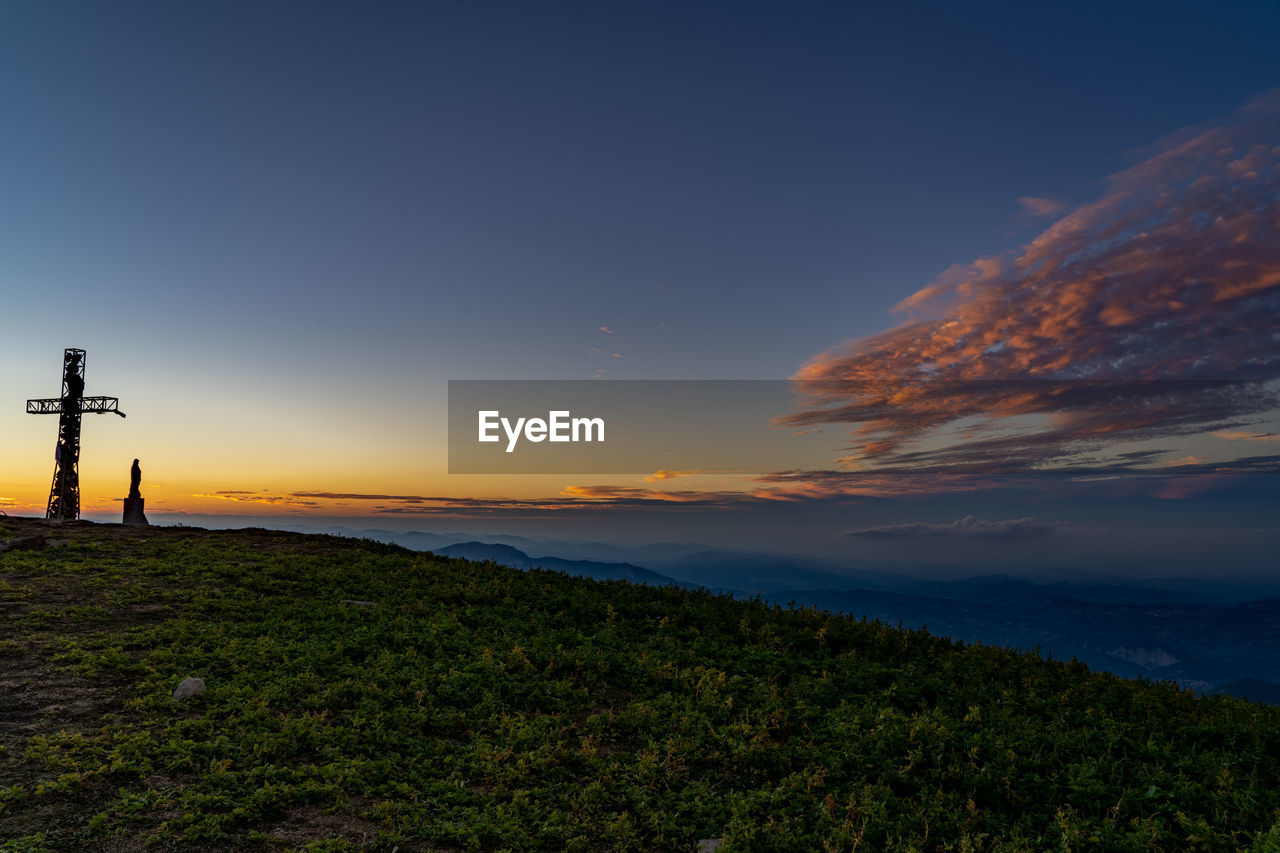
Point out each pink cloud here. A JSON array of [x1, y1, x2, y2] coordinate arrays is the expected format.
[[1017, 196, 1067, 217], [786, 91, 1280, 473], [642, 469, 707, 482], [1213, 430, 1280, 443]]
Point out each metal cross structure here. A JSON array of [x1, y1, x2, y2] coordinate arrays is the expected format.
[[26, 348, 125, 520]]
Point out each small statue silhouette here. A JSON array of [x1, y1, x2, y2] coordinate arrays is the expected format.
[[124, 458, 148, 525]]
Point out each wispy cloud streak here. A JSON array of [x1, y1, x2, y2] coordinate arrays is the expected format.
[[848, 514, 1062, 540]]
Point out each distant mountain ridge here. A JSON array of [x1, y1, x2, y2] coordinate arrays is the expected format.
[[769, 585, 1280, 700], [431, 541, 682, 587]]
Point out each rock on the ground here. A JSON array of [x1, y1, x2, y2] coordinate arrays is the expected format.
[[697, 840, 723, 852], [0, 534, 46, 554], [173, 677, 206, 699]]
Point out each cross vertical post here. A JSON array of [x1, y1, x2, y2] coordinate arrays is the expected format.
[[48, 348, 86, 518]]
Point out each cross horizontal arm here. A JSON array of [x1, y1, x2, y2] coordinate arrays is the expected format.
[[26, 397, 126, 417]]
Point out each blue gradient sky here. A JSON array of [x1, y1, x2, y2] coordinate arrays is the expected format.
[[3, 1, 1278, 570]]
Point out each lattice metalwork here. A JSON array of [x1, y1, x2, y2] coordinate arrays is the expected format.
[[25, 348, 126, 520]]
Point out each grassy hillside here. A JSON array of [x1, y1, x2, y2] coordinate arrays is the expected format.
[[1, 517, 1279, 852]]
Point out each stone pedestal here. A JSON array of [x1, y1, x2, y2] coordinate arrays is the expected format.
[[123, 496, 149, 526]]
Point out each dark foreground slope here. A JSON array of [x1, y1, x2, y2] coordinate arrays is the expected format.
[[1, 517, 1278, 852]]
